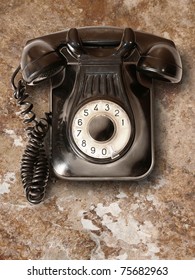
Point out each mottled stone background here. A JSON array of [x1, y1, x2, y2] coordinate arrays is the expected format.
[[0, 0, 194, 259]]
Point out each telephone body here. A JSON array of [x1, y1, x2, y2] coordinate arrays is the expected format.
[[12, 27, 182, 203]]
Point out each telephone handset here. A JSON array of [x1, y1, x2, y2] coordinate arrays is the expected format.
[[11, 27, 182, 204]]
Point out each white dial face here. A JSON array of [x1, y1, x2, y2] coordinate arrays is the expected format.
[[71, 100, 131, 160]]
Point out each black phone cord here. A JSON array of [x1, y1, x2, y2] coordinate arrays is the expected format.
[[11, 66, 51, 204]]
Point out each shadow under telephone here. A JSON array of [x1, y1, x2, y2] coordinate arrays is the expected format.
[[11, 27, 182, 204]]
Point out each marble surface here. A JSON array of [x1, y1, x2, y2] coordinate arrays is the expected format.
[[0, 0, 194, 260]]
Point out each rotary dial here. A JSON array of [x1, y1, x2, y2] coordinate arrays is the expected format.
[[71, 100, 132, 161]]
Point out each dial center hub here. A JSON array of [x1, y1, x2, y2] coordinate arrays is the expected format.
[[88, 115, 115, 142]]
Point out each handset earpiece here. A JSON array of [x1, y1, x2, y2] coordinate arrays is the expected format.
[[21, 39, 66, 85], [137, 43, 182, 83]]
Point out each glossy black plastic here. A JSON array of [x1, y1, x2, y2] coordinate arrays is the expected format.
[[20, 26, 182, 180], [21, 26, 182, 84]]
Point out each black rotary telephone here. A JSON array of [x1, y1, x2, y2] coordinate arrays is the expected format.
[[11, 27, 182, 204]]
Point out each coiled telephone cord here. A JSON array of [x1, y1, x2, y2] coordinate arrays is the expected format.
[[11, 66, 51, 204]]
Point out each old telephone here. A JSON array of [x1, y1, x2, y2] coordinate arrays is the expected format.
[[11, 27, 182, 204]]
